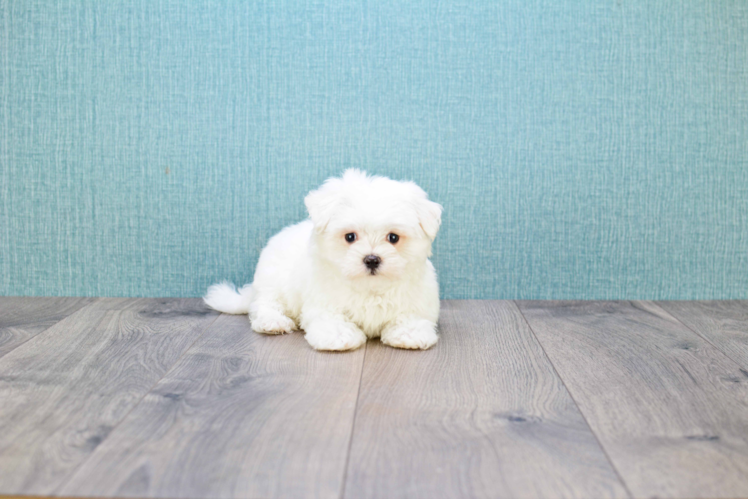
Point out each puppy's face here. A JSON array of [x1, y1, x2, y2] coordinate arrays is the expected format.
[[305, 170, 442, 281]]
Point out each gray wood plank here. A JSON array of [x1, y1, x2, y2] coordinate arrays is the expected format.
[[0, 297, 94, 358], [658, 300, 748, 370], [0, 298, 219, 496], [516, 300, 748, 498], [59, 312, 366, 498], [344, 300, 628, 498]]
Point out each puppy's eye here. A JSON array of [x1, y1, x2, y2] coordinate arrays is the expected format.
[[345, 233, 357, 243], [387, 233, 399, 244]]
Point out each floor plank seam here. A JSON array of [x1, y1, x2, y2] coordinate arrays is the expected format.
[[653, 301, 748, 371], [513, 301, 634, 499], [51, 310, 223, 496], [338, 340, 368, 499], [0, 298, 99, 362]]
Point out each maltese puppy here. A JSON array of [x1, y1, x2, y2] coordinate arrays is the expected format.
[[204, 169, 442, 351]]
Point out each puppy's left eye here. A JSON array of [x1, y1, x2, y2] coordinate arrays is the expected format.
[[387, 233, 399, 244], [345, 233, 357, 243]]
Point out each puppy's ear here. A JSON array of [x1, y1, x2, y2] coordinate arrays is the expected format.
[[416, 198, 443, 240], [403, 180, 442, 240], [304, 179, 342, 231]]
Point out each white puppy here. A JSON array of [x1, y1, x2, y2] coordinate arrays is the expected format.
[[204, 169, 442, 351]]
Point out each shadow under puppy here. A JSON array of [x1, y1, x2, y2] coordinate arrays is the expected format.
[[204, 169, 442, 351]]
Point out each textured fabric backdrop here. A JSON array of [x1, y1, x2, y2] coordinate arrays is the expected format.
[[1, 0, 747, 299]]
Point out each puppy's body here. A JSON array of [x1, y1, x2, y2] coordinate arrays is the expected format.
[[205, 170, 441, 351]]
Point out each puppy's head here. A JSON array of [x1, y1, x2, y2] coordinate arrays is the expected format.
[[305, 169, 442, 281]]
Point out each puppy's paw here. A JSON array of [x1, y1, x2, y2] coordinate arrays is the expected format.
[[251, 311, 296, 335], [304, 321, 367, 351], [381, 319, 438, 350]]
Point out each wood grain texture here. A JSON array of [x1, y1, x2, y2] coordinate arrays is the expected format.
[[344, 300, 628, 498], [0, 494, 117, 500], [658, 301, 748, 369], [0, 298, 218, 496], [59, 313, 366, 498], [0, 297, 94, 358], [517, 300, 748, 498]]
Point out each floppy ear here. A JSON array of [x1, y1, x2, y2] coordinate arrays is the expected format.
[[304, 179, 342, 231], [417, 198, 443, 240]]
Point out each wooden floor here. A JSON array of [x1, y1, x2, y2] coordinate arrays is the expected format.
[[1, 298, 747, 498]]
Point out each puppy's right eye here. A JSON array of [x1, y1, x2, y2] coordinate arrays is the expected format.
[[345, 233, 356, 243]]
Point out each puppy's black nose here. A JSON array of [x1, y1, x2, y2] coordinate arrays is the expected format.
[[363, 254, 381, 270]]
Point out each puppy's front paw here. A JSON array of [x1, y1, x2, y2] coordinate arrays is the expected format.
[[381, 319, 438, 350], [251, 311, 296, 335], [304, 320, 367, 351]]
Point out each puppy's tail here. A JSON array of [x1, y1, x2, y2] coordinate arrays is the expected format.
[[203, 282, 254, 314]]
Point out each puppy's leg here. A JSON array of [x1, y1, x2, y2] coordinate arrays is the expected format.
[[381, 317, 438, 350], [249, 299, 296, 335], [301, 310, 367, 351]]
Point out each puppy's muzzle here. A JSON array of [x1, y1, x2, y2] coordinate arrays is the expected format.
[[363, 254, 381, 272]]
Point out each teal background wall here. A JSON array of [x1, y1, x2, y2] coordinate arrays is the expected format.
[[1, 1, 747, 299]]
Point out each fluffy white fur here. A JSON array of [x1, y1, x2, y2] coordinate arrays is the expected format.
[[204, 169, 442, 351]]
